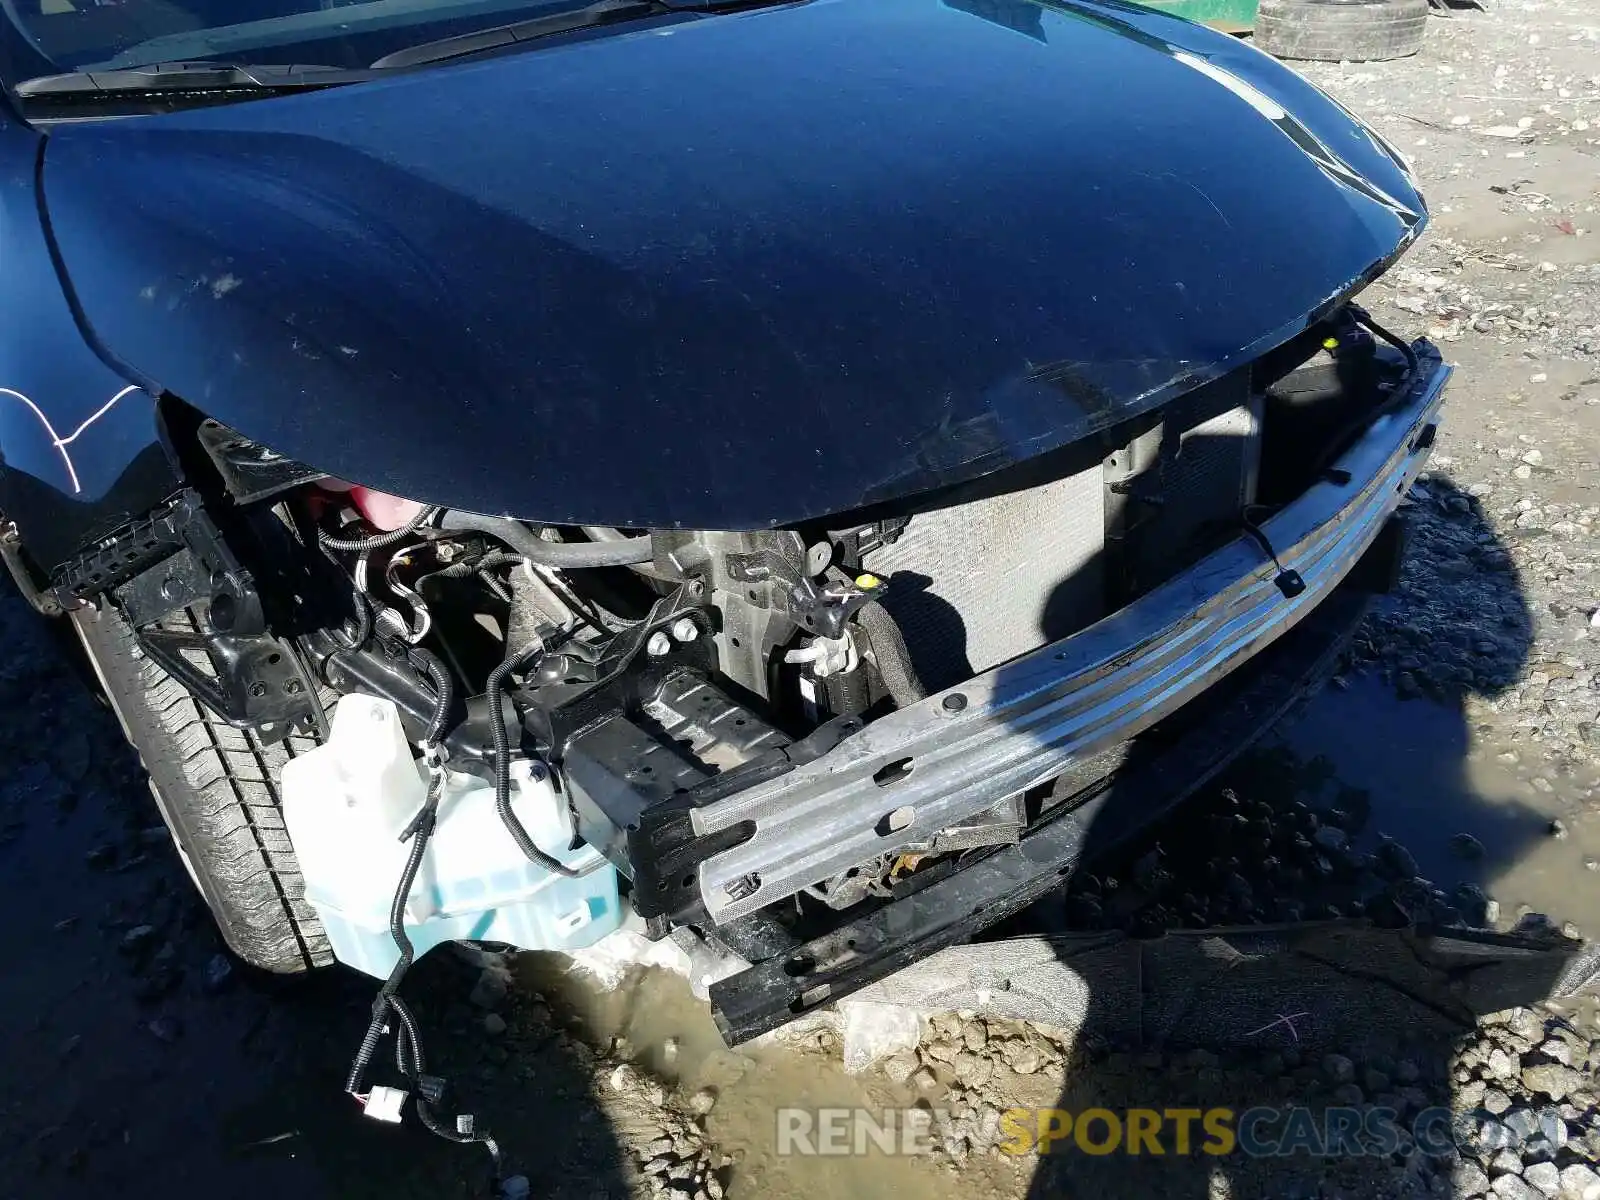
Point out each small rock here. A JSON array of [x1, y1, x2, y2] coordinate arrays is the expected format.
[[499, 1176, 531, 1200], [1323, 1053, 1356, 1084], [1394, 1059, 1420, 1085], [1521, 1161, 1560, 1197], [1472, 1116, 1511, 1151], [1451, 833, 1487, 860], [146, 1016, 180, 1043], [909, 1066, 939, 1091], [1484, 1088, 1513, 1115], [1314, 826, 1349, 853], [952, 1052, 993, 1088], [483, 1013, 507, 1036], [119, 925, 157, 955], [1486, 1047, 1516, 1080], [1547, 820, 1568, 841], [1521, 1063, 1584, 1101], [201, 953, 234, 993], [1005, 1043, 1042, 1075], [1492, 1174, 1540, 1200], [1536, 1038, 1572, 1066], [1489, 1144, 1525, 1173], [608, 1064, 641, 1094], [85, 844, 117, 870], [1558, 1164, 1600, 1200], [922, 1040, 956, 1065], [469, 969, 508, 1011], [1376, 838, 1419, 880], [1507, 1010, 1546, 1044], [688, 1088, 716, 1116], [1332, 1083, 1364, 1106], [1534, 1108, 1567, 1150], [881, 1051, 919, 1085], [961, 1020, 988, 1053], [1504, 1108, 1539, 1142], [1454, 1161, 1491, 1197]]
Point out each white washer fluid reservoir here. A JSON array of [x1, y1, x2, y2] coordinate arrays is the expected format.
[[280, 693, 622, 978]]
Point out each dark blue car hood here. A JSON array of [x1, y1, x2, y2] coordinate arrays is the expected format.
[[39, 0, 1425, 529]]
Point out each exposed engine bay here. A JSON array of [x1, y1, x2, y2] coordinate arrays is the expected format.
[[44, 303, 1431, 959]]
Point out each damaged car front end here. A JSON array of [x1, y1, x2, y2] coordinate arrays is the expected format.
[[0, 0, 1447, 1074]]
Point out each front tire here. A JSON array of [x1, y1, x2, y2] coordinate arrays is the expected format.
[[72, 602, 333, 974]]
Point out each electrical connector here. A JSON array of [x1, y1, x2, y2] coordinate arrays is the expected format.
[[363, 1085, 409, 1124], [417, 1074, 449, 1105]]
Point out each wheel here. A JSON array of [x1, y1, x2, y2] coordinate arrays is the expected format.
[[72, 601, 334, 973], [1254, 0, 1429, 62]]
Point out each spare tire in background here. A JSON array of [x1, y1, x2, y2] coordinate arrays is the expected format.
[[1255, 0, 1429, 62]]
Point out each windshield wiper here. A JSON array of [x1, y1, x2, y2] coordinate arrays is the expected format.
[[369, 0, 663, 70], [15, 60, 377, 100], [368, 0, 781, 71]]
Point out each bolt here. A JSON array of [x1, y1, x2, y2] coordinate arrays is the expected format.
[[646, 631, 672, 657], [284, 679, 303, 694], [942, 693, 968, 713], [247, 682, 268, 698], [670, 617, 699, 643], [159, 576, 183, 601]]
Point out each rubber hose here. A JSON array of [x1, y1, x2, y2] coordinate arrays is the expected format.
[[319, 504, 441, 553], [343, 796, 433, 1095], [857, 603, 927, 709], [406, 647, 454, 747], [441, 511, 654, 568], [484, 641, 587, 879]]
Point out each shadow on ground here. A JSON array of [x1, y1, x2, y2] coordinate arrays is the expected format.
[[0, 589, 631, 1200], [1001, 475, 1595, 1199]]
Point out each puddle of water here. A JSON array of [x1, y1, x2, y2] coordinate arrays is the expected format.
[[517, 958, 995, 1200], [1259, 673, 1600, 927]]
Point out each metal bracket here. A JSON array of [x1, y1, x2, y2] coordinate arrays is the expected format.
[[137, 626, 323, 742], [55, 488, 322, 741], [725, 542, 884, 640]]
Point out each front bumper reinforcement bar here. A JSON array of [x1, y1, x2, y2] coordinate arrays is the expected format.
[[691, 343, 1451, 925]]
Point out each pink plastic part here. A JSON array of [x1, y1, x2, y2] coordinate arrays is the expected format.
[[348, 486, 426, 532]]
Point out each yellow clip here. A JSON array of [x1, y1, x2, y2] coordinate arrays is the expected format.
[[855, 572, 882, 590], [1322, 337, 1340, 350]]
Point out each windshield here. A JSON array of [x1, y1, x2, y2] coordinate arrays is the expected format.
[[0, 0, 597, 77]]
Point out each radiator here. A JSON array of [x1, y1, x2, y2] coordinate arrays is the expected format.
[[864, 399, 1260, 693], [863, 465, 1105, 693]]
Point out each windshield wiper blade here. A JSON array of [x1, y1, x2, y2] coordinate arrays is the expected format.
[[369, 0, 665, 71], [15, 60, 376, 99]]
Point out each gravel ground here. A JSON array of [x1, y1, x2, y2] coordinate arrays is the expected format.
[[3, 4, 1600, 1200]]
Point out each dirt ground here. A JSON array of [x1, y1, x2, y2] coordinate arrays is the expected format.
[[1, 4, 1598, 1200]]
